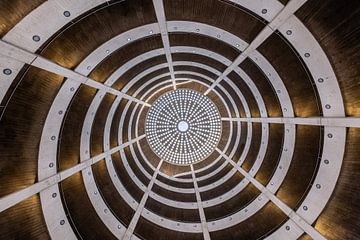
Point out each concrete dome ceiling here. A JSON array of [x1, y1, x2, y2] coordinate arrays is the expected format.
[[0, 0, 359, 239]]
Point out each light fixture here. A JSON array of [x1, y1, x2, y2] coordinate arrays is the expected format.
[[145, 89, 222, 165]]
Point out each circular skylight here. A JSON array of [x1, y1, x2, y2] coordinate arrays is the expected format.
[[145, 89, 222, 165]]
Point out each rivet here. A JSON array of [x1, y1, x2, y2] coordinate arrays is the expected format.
[[32, 35, 41, 42], [195, 28, 200, 32], [318, 78, 324, 83], [58, 110, 63, 115], [106, 50, 110, 54], [49, 162, 54, 168], [303, 206, 308, 211], [277, 90, 281, 93], [70, 87, 75, 91], [63, 11, 71, 17], [324, 159, 329, 164], [286, 226, 290, 231], [286, 30, 292, 35], [87, 66, 91, 70], [104, 209, 108, 213], [117, 225, 121, 229], [149, 30, 153, 34], [325, 104, 331, 109], [217, 34, 221, 38], [60, 220, 65, 225], [51, 136, 56, 140], [127, 38, 131, 41], [52, 193, 57, 198], [304, 53, 310, 58], [279, 166, 283, 170], [236, 44, 240, 47], [3, 68, 12, 75], [262, 9, 267, 14], [316, 184, 321, 189], [284, 108, 287, 112], [327, 133, 333, 138], [94, 191, 97, 195]]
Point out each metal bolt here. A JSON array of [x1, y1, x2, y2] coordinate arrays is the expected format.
[[32, 35, 41, 42], [3, 68, 12, 75], [63, 11, 71, 17]]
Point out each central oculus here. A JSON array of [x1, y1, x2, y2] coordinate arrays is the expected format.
[[145, 89, 222, 165], [177, 121, 189, 132]]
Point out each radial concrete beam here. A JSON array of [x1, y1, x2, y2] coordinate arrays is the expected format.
[[216, 149, 326, 240], [152, 0, 176, 89], [204, 0, 308, 95], [123, 160, 164, 240], [222, 117, 360, 128], [191, 165, 211, 240], [0, 40, 150, 107], [0, 135, 145, 213]]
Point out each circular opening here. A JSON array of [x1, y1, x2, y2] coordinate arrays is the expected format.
[[145, 89, 222, 165], [177, 121, 189, 132]]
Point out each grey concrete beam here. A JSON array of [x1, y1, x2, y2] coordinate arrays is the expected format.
[[191, 165, 211, 240], [0, 40, 150, 107], [123, 160, 164, 240], [152, 0, 176, 89], [222, 117, 360, 128], [204, 0, 308, 95], [0, 135, 145, 213], [216, 149, 326, 240]]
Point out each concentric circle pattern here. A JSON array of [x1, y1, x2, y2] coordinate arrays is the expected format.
[[0, 1, 359, 240], [145, 89, 221, 165]]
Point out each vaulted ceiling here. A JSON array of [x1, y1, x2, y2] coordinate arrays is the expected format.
[[0, 0, 359, 240]]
